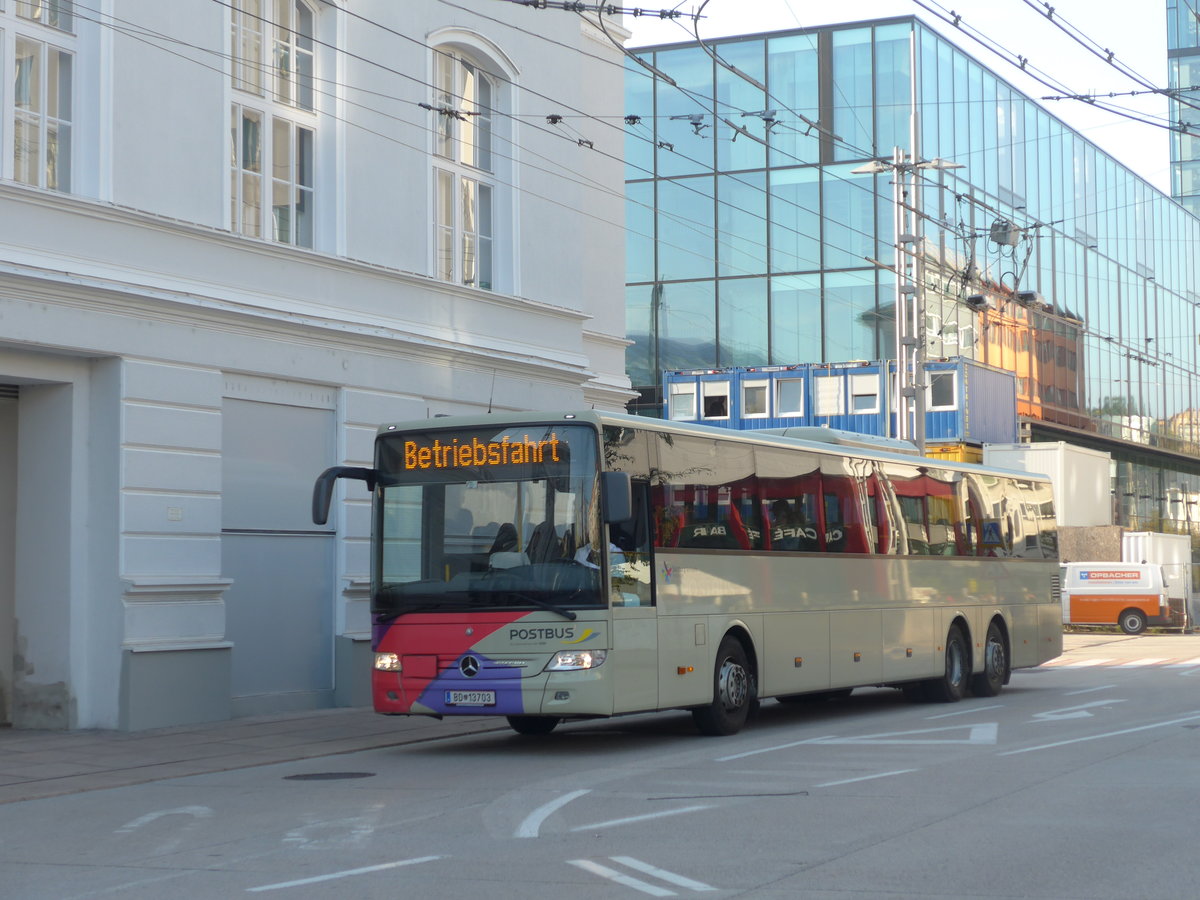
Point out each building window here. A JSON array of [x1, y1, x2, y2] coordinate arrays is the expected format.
[[742, 380, 769, 418], [432, 48, 497, 290], [17, 0, 72, 32], [231, 105, 313, 245], [850, 373, 880, 413], [701, 381, 730, 419], [229, 1, 318, 247], [776, 378, 804, 416], [669, 382, 697, 420], [815, 375, 844, 416], [928, 372, 957, 410], [435, 169, 492, 288], [231, 0, 313, 109], [13, 35, 71, 191]]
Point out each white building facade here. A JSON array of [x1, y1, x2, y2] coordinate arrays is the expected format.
[[0, 0, 630, 730]]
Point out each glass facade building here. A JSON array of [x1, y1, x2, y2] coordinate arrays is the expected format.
[[626, 16, 1200, 534], [1168, 0, 1200, 215]]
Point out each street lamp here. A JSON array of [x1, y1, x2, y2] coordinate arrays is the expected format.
[[853, 149, 963, 453]]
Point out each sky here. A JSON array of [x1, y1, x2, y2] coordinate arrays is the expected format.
[[622, 0, 1173, 194]]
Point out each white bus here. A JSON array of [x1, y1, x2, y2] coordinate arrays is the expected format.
[[313, 411, 1062, 736]]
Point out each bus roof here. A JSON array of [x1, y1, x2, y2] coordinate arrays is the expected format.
[[375, 411, 1050, 483]]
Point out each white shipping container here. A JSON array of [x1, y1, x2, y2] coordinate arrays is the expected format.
[[984, 442, 1111, 527], [1122, 532, 1195, 631]]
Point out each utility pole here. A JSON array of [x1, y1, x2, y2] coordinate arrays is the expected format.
[[853, 149, 961, 454]]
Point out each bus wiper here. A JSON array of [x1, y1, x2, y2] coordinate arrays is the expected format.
[[510, 593, 577, 621]]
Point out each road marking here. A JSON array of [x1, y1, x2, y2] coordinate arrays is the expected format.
[[115, 806, 213, 833], [569, 859, 677, 896], [1116, 658, 1169, 667], [515, 788, 591, 838], [807, 722, 998, 746], [816, 768, 919, 787], [246, 856, 443, 892], [1064, 684, 1116, 695], [715, 735, 836, 762], [1000, 712, 1200, 756], [1060, 659, 1114, 668], [926, 704, 1003, 719], [571, 805, 712, 832], [1167, 657, 1200, 668], [570, 857, 716, 895], [1031, 700, 1126, 721], [612, 856, 717, 891]]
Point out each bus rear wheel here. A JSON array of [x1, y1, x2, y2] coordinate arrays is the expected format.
[[693, 636, 753, 736], [1119, 609, 1147, 635], [506, 715, 560, 735]]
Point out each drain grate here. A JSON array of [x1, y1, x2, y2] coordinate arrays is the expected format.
[[283, 772, 376, 781]]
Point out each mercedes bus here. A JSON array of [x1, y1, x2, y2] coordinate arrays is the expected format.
[[312, 411, 1062, 736]]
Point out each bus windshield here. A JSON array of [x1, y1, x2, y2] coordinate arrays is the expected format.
[[372, 423, 603, 618]]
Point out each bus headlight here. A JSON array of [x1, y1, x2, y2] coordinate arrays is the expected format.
[[545, 649, 607, 671], [374, 652, 401, 672]]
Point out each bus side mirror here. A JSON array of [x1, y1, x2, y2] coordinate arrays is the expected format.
[[312, 466, 376, 525], [600, 471, 632, 524]]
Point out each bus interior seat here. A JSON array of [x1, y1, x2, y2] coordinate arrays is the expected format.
[[526, 520, 561, 563], [488, 522, 518, 555]]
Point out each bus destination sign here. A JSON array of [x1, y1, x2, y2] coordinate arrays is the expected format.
[[382, 427, 574, 482]]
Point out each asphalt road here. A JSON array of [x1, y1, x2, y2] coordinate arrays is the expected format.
[[3, 633, 1199, 899]]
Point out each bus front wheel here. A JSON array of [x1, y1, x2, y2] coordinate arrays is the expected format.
[[693, 636, 753, 736], [970, 621, 1008, 697], [924, 625, 969, 703], [506, 715, 560, 735], [1119, 609, 1147, 635]]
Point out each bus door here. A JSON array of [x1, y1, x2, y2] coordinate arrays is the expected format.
[[600, 424, 659, 713]]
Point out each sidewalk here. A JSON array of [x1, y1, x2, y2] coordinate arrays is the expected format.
[[0, 706, 509, 806], [0, 632, 1194, 806]]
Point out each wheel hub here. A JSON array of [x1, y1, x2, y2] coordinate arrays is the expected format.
[[717, 658, 748, 712]]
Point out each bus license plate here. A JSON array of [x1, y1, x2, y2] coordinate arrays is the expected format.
[[445, 690, 496, 707]]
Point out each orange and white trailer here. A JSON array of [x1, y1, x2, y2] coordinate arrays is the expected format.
[[1061, 563, 1170, 635]]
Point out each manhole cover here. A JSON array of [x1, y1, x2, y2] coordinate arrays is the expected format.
[[283, 772, 376, 781]]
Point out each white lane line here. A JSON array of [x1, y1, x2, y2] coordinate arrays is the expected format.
[[515, 789, 591, 838], [246, 855, 443, 892], [1116, 658, 1169, 667], [1167, 657, 1200, 668], [1064, 684, 1116, 695], [1000, 712, 1200, 756], [715, 736, 836, 762], [569, 859, 677, 897], [571, 805, 713, 832], [926, 704, 1003, 719], [815, 768, 919, 788], [611, 856, 717, 892]]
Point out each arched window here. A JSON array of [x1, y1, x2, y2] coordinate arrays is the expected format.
[[230, 0, 318, 247], [431, 43, 508, 292]]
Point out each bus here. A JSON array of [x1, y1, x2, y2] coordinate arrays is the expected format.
[[312, 411, 1062, 737]]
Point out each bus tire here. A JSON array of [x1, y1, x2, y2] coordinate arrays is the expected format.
[[970, 621, 1008, 697], [693, 636, 753, 736], [925, 624, 968, 703], [506, 715, 560, 735], [1119, 609, 1147, 635]]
